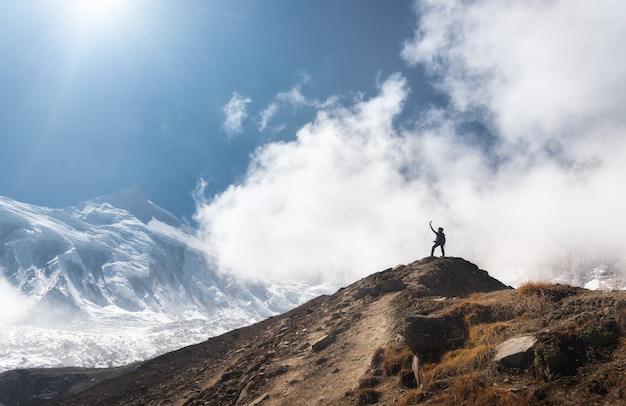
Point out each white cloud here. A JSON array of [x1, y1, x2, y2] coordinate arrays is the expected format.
[[258, 102, 278, 132], [0, 272, 33, 324], [275, 84, 337, 110], [196, 74, 428, 284], [222, 91, 252, 136], [276, 85, 308, 108], [402, 0, 626, 158], [197, 1, 626, 288], [256, 79, 339, 134], [401, 0, 626, 284]]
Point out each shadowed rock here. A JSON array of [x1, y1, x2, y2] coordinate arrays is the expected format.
[[311, 334, 336, 352], [493, 336, 538, 368], [403, 315, 467, 353]]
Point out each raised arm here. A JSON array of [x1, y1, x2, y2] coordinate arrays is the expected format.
[[429, 221, 436, 233]]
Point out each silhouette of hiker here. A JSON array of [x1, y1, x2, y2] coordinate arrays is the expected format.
[[429, 221, 445, 257]]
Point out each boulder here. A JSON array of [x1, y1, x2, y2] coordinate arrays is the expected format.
[[493, 336, 538, 368], [311, 334, 336, 352], [371, 279, 407, 297], [378, 279, 407, 293], [354, 287, 372, 300], [403, 315, 467, 353]]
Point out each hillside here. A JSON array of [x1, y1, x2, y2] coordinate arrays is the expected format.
[[4, 257, 626, 405]]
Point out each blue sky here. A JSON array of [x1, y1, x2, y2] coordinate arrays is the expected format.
[[2, 0, 626, 286], [0, 0, 435, 219]]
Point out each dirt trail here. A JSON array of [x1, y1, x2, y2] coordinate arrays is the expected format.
[[261, 292, 400, 406]]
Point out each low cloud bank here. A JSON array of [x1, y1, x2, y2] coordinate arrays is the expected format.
[[0, 272, 33, 324], [196, 0, 626, 287]]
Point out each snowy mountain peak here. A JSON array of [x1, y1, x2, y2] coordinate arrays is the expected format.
[[87, 186, 181, 228], [0, 193, 330, 372]]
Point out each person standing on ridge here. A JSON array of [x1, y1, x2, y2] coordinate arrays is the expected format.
[[429, 221, 445, 257]]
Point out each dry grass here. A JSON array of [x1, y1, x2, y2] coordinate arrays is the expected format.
[[390, 282, 626, 406], [381, 344, 413, 376], [420, 345, 494, 386], [616, 308, 626, 335], [369, 346, 385, 374], [397, 388, 426, 406], [424, 374, 530, 406], [575, 320, 620, 346], [399, 368, 418, 388], [355, 389, 380, 406], [449, 373, 478, 400], [357, 376, 379, 389], [469, 321, 513, 346], [517, 281, 555, 296], [394, 283, 626, 405], [399, 376, 530, 406], [440, 291, 532, 326], [518, 281, 581, 301]]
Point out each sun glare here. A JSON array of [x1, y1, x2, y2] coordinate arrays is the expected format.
[[67, 0, 133, 32], [76, 0, 126, 19]]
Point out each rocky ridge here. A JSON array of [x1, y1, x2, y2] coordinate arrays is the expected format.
[[3, 256, 626, 405]]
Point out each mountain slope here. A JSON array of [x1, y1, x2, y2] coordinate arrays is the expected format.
[[41, 257, 626, 406], [43, 257, 511, 405], [0, 190, 328, 373]]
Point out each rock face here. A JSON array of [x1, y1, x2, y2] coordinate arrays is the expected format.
[[493, 336, 538, 368], [353, 279, 406, 299], [403, 315, 467, 353], [403, 256, 511, 297]]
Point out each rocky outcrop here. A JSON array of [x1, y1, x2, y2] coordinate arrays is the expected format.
[[403, 314, 467, 354], [493, 336, 538, 368], [354, 278, 406, 299], [311, 334, 336, 352]]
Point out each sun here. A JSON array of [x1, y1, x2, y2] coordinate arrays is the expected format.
[[75, 0, 127, 20], [65, 0, 134, 34]]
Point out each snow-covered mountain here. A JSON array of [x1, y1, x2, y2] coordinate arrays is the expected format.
[[0, 188, 331, 372]]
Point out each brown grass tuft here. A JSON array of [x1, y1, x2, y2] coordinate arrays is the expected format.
[[399, 368, 418, 388], [469, 321, 512, 346], [517, 282, 580, 302], [357, 376, 379, 389], [470, 386, 530, 406], [449, 373, 478, 400], [424, 377, 530, 406], [356, 389, 380, 406], [517, 281, 554, 296], [421, 345, 494, 386], [381, 345, 413, 376], [370, 346, 385, 369], [397, 389, 427, 406], [441, 293, 525, 325]]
